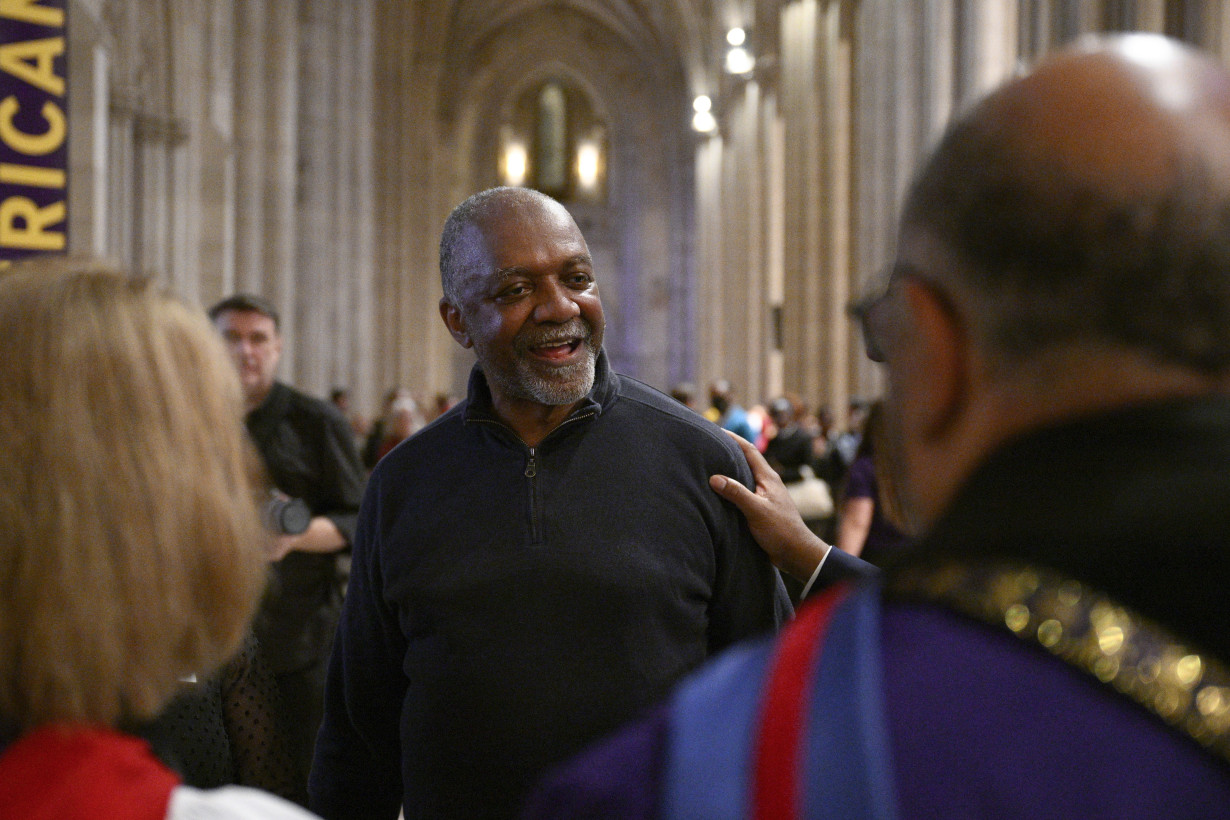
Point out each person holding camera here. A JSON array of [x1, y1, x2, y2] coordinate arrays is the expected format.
[[209, 294, 365, 806]]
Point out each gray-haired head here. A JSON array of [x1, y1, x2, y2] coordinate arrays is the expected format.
[[439, 187, 564, 305]]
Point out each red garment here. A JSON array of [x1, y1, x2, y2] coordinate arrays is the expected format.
[[0, 725, 180, 820]]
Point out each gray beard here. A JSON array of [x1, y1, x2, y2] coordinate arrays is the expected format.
[[501, 343, 597, 406]]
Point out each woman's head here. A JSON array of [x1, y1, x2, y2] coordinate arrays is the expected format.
[[0, 259, 269, 730]]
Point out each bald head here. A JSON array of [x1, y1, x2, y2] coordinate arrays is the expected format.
[[987, 36, 1230, 198], [900, 33, 1230, 373], [879, 35, 1230, 530]]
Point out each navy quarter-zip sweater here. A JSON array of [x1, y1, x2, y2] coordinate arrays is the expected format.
[[310, 352, 792, 819]]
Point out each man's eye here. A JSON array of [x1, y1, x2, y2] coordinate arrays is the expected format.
[[567, 273, 594, 288], [497, 284, 530, 300]]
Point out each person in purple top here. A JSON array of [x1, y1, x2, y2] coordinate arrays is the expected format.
[[525, 33, 1230, 819], [836, 400, 913, 566]]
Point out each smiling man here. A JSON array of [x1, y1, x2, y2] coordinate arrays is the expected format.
[[309, 187, 792, 819]]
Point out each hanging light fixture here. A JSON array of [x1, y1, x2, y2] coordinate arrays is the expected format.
[[576, 141, 601, 190], [691, 95, 717, 133], [724, 27, 755, 75], [502, 141, 528, 187]]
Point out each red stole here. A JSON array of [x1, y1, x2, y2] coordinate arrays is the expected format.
[[0, 725, 179, 819]]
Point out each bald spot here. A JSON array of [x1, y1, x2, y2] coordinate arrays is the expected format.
[[978, 37, 1230, 205]]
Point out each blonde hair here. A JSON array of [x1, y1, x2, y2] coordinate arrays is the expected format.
[[0, 258, 270, 730]]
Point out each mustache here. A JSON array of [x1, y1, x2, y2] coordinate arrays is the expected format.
[[517, 319, 592, 350]]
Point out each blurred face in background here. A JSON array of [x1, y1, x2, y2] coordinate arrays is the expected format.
[[214, 309, 282, 408]]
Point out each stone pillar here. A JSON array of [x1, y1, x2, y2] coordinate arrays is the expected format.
[[852, 0, 905, 410], [1212, 1, 1230, 56], [295, 0, 338, 394], [106, 87, 135, 272], [959, 0, 1018, 108], [925, 0, 956, 140], [1134, 0, 1165, 32], [165, 0, 209, 300], [781, 0, 824, 411], [1057, 0, 1103, 40], [720, 81, 765, 402], [231, 0, 268, 297], [65, 1, 108, 259], [763, 94, 785, 401], [780, 0, 860, 417], [818, 1, 856, 418], [372, 2, 457, 411], [200, 0, 236, 300], [346, 1, 377, 414], [264, 0, 300, 376], [695, 135, 724, 389]]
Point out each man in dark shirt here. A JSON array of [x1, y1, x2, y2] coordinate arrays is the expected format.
[[309, 187, 793, 819], [209, 294, 365, 804]]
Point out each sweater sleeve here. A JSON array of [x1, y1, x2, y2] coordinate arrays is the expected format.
[[705, 437, 794, 654], [308, 478, 405, 820]]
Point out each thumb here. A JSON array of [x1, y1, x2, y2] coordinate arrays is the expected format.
[[709, 473, 752, 503]]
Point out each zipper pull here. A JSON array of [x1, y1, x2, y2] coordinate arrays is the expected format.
[[525, 448, 537, 478]]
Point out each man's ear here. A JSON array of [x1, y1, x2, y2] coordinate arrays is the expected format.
[[439, 299, 473, 349], [900, 278, 968, 441]]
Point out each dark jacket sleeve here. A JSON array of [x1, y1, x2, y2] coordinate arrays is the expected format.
[[309, 475, 405, 820], [310, 406, 366, 546], [804, 547, 880, 600]]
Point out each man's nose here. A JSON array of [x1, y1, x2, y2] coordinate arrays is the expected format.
[[532, 281, 582, 323]]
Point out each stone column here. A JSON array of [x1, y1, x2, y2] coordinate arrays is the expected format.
[[345, 1, 377, 414], [1212, 1, 1230, 56], [263, 0, 300, 376], [781, 0, 825, 411], [65, 1, 108, 259], [231, 0, 268, 297], [106, 85, 135, 272], [958, 0, 1018, 108], [199, 0, 236, 300], [719, 81, 765, 402], [852, 0, 906, 410], [818, 1, 856, 417], [695, 135, 724, 389], [925, 0, 956, 140], [1134, 0, 1165, 32], [166, 0, 209, 300], [295, 0, 338, 394], [373, 1, 449, 409], [1057, 0, 1102, 40], [763, 94, 785, 401]]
